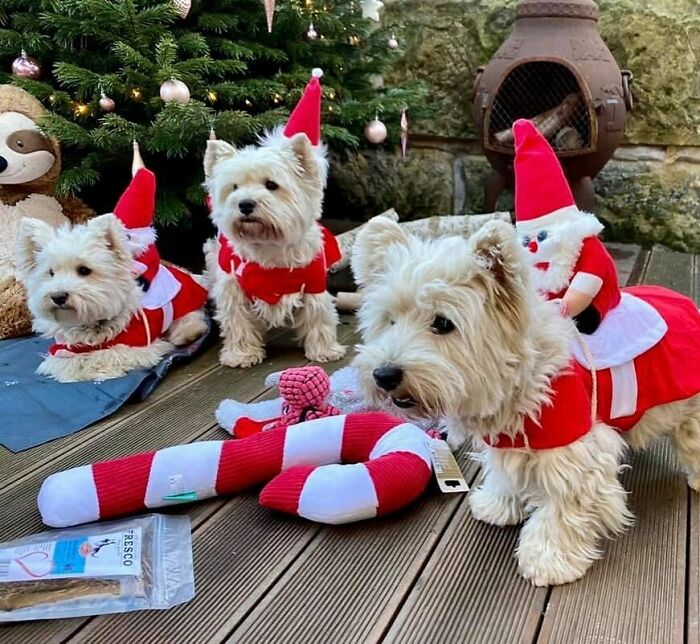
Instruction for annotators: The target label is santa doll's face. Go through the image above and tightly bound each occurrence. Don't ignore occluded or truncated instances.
[519,227,558,269]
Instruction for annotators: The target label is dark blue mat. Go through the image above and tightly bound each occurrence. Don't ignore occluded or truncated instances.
[0,317,213,452]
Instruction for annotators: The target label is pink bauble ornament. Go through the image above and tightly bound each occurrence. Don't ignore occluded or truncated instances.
[11,50,42,80]
[307,23,318,40]
[388,35,399,50]
[364,117,388,144]
[160,78,190,103]
[99,93,115,112]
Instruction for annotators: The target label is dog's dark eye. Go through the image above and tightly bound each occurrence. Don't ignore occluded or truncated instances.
[430,315,455,335]
[49,269,54,277]
[233,184,239,191]
[265,180,279,191]
[77,266,92,277]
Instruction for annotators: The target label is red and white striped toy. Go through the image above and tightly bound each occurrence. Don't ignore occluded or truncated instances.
[38,412,433,528]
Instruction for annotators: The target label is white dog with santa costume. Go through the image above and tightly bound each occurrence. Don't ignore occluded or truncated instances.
[351,119,700,586]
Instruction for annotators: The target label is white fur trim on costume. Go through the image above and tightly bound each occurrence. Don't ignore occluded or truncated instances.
[370,422,432,468]
[141,265,182,310]
[110,220,156,254]
[517,206,601,237]
[311,68,324,78]
[571,292,668,370]
[610,361,638,419]
[144,442,223,507]
[38,465,100,528]
[282,414,345,469]
[297,463,378,524]
[569,271,604,298]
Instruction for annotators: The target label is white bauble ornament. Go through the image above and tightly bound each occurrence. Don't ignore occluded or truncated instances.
[171,0,191,18]
[364,117,388,144]
[160,78,190,103]
[388,35,399,49]
[99,93,115,112]
[307,23,318,40]
[11,50,42,80]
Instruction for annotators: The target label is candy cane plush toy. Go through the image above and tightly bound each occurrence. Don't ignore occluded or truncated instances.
[38,412,433,528]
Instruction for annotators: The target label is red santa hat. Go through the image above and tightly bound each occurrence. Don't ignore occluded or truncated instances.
[513,119,595,237]
[283,68,323,146]
[112,164,160,283]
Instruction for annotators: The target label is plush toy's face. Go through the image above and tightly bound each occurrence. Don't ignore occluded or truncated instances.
[0,112,56,185]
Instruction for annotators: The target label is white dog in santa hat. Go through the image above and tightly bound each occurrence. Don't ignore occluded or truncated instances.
[203,69,346,368]
[17,162,208,382]
[350,119,700,586]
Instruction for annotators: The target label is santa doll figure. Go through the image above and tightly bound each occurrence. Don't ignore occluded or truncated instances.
[511,118,700,427]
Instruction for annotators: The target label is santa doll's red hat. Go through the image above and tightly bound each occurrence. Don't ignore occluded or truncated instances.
[513,119,584,235]
[283,68,323,146]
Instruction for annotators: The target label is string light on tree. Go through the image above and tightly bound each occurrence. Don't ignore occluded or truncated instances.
[11,49,41,79]
[206,90,218,103]
[160,78,190,103]
[73,102,90,117]
[360,0,383,21]
[307,23,318,40]
[99,92,115,112]
[130,88,143,101]
[388,34,399,49]
[348,35,360,46]
[364,113,387,144]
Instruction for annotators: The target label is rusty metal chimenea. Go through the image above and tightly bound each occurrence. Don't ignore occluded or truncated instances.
[472,0,633,212]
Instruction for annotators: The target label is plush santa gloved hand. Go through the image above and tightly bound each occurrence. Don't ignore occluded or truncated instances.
[512,119,620,334]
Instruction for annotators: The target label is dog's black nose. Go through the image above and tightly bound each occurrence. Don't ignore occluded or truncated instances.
[0,156,7,173]
[51,292,69,306]
[238,199,257,216]
[373,366,404,391]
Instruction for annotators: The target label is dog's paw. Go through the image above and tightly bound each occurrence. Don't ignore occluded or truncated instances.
[469,486,524,526]
[517,537,592,587]
[220,346,266,369]
[168,310,208,346]
[305,343,347,363]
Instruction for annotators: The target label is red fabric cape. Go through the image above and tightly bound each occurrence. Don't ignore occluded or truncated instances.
[217,225,341,305]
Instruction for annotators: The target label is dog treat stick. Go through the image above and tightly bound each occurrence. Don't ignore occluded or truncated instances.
[0,578,121,612]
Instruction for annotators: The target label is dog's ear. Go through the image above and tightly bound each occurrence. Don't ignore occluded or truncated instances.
[87,214,132,264]
[288,133,320,181]
[204,140,237,180]
[351,214,410,287]
[16,218,55,279]
[468,219,524,291]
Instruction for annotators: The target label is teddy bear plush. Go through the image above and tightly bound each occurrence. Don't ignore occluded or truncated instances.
[0,84,93,340]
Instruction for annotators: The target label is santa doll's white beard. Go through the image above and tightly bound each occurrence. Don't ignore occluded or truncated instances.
[525,214,604,296]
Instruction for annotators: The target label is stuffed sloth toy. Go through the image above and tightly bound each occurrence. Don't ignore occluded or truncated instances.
[0,84,94,340]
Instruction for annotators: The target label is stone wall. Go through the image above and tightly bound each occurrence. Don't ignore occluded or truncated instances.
[326,0,700,251]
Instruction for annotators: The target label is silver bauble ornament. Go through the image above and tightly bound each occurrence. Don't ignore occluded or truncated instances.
[160,78,190,103]
[11,50,42,80]
[307,23,318,40]
[171,0,191,18]
[99,93,115,112]
[364,117,388,144]
[388,35,399,49]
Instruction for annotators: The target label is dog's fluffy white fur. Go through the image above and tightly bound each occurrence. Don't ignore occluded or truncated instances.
[203,128,345,368]
[351,216,700,586]
[16,214,205,382]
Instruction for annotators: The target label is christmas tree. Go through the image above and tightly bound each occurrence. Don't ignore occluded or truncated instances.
[0,0,425,225]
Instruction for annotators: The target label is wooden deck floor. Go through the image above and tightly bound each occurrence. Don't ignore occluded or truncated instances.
[1,243,698,644]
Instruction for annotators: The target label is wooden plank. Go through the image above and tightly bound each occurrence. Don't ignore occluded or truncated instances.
[605,242,641,287]
[538,441,687,644]
[230,453,478,644]
[384,492,548,644]
[538,244,694,644]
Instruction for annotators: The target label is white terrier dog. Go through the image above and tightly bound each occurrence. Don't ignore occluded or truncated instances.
[16,214,207,382]
[351,215,700,586]
[203,129,345,368]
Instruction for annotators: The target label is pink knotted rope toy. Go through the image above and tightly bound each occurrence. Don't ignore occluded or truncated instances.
[220,366,341,438]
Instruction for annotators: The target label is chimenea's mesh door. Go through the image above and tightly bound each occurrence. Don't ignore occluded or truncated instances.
[486,61,593,155]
